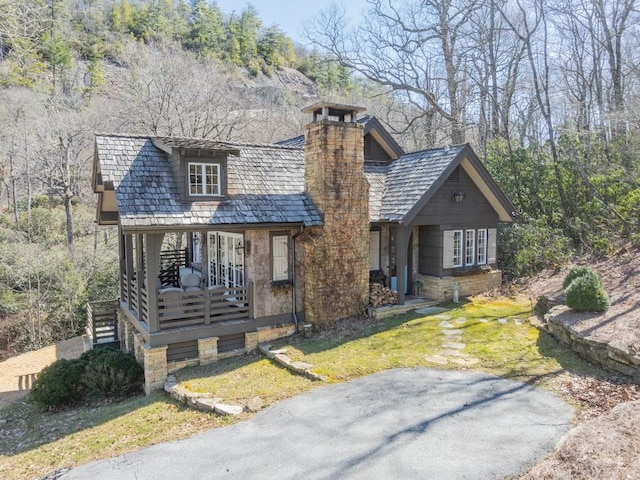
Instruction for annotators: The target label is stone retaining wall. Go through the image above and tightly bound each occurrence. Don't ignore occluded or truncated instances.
[545,306,640,384]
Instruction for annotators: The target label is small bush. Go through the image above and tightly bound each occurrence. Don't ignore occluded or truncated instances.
[30,359,87,409]
[562,265,600,290]
[81,348,143,398]
[565,275,609,312]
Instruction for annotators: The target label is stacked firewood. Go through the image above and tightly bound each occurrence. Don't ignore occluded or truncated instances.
[369,283,398,308]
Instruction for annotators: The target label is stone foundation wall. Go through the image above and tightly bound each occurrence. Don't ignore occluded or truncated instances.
[257,323,296,343]
[143,344,168,395]
[545,307,640,384]
[416,271,502,301]
[129,323,296,394]
[303,119,370,327]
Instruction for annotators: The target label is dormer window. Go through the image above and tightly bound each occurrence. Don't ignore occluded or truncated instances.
[189,162,221,197]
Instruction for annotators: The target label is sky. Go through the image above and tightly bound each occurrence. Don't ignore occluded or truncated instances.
[213,0,369,44]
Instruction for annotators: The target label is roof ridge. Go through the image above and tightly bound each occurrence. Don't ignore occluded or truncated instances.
[401,143,467,157]
[227,141,303,151]
[95,132,154,139]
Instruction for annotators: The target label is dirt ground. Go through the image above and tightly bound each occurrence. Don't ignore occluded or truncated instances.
[522,244,640,349]
[0,337,87,411]
[517,245,640,479]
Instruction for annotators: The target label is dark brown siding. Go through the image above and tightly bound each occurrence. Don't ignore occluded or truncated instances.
[364,134,392,163]
[166,340,198,362]
[412,167,499,226]
[217,333,245,353]
[418,226,441,276]
[168,151,184,198]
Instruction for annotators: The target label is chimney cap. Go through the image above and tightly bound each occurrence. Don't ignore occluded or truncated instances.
[302,102,367,123]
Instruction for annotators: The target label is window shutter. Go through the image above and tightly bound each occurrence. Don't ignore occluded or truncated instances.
[272,235,289,281]
[443,230,455,269]
[487,228,497,264]
[369,231,380,270]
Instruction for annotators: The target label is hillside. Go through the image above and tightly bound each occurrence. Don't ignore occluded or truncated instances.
[523,245,640,351]
[518,247,640,479]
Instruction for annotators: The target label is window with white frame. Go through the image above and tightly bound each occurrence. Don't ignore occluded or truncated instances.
[477,229,487,265]
[465,229,475,265]
[189,162,221,196]
[369,230,381,270]
[443,230,464,268]
[271,234,290,282]
[207,231,244,288]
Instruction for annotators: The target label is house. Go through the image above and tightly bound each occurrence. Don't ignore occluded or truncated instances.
[92,102,516,393]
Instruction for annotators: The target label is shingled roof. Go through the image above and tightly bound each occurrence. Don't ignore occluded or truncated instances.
[381,144,466,221]
[94,131,514,229]
[94,134,322,228]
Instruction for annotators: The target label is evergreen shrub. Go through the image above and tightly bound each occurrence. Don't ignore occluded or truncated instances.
[562,265,599,289]
[565,274,609,312]
[80,348,143,398]
[29,359,87,409]
[30,348,143,409]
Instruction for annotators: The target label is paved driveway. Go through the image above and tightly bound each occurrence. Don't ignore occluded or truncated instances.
[60,368,573,480]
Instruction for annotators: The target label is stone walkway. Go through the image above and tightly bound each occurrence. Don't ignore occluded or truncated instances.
[420,307,522,367]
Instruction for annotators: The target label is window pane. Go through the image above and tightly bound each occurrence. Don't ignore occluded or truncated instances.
[189,164,202,195]
[272,235,289,281]
[465,229,475,265]
[477,229,487,265]
[189,163,220,196]
[205,164,219,195]
[453,230,463,267]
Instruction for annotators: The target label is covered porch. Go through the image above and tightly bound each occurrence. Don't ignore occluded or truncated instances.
[119,229,254,346]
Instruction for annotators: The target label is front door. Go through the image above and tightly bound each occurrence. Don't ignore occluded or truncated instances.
[207,232,244,288]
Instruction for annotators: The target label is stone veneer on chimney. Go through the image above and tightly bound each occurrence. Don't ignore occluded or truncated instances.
[301,103,370,327]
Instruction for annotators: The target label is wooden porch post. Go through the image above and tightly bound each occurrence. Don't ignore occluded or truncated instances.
[144,233,164,334]
[124,233,134,304]
[394,226,410,305]
[135,234,144,315]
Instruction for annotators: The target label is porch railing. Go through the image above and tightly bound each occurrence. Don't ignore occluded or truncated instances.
[86,299,119,348]
[158,248,188,287]
[157,284,252,331]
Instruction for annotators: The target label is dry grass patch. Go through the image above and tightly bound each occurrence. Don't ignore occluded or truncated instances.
[174,353,318,405]
[0,393,225,480]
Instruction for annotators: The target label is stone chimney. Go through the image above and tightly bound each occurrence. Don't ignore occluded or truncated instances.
[301,102,370,327]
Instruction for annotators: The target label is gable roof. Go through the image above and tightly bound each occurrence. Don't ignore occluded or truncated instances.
[93,134,322,229]
[381,144,517,224]
[276,116,405,160]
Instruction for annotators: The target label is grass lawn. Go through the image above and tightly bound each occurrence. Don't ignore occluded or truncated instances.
[0,295,607,480]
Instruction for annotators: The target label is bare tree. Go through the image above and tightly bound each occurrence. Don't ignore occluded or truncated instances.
[115,44,257,140]
[306,0,485,145]
[34,96,97,254]
[469,0,526,153]
[499,0,572,219]
[0,89,42,225]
